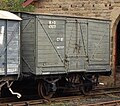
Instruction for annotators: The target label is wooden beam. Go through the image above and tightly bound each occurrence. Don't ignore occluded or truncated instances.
[22,0,34,7]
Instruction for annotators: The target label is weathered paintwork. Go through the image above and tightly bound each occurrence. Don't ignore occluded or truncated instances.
[0,11,21,75]
[20,13,111,75]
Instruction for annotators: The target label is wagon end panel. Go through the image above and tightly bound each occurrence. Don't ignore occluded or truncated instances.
[36,15,66,75]
[21,13,36,75]
[0,20,20,75]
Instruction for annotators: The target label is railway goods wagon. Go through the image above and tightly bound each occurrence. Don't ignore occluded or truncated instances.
[16,12,111,99]
[0,11,21,98]
[0,11,111,99]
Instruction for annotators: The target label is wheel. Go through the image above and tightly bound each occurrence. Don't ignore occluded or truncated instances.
[81,82,92,95]
[38,80,54,99]
[80,75,93,95]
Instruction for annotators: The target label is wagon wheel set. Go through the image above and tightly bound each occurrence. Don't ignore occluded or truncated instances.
[38,80,54,99]
[37,74,98,99]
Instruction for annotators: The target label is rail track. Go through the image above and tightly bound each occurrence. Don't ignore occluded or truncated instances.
[0,86,120,106]
[83,100,120,106]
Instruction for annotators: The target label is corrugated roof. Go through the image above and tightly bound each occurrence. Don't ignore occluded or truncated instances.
[0,10,22,20]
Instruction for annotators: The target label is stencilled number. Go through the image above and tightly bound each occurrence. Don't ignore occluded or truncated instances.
[48,20,56,28]
[56,38,64,42]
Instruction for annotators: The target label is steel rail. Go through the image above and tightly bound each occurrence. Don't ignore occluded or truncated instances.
[1,87,120,106]
[82,100,120,106]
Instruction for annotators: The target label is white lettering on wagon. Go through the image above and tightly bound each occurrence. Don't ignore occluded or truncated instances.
[0,26,4,44]
[56,38,64,42]
[48,20,56,28]
[57,46,64,49]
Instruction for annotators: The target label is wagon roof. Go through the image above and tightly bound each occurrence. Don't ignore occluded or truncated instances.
[0,10,22,20]
[16,11,111,22]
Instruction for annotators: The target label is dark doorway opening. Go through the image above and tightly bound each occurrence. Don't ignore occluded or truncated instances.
[116,21,120,72]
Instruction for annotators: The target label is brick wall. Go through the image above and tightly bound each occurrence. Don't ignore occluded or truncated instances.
[34,0,120,20]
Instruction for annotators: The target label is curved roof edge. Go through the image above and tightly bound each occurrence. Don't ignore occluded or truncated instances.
[0,10,22,20]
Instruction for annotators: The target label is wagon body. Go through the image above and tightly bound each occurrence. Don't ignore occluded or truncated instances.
[20,12,111,76]
[0,11,21,76]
